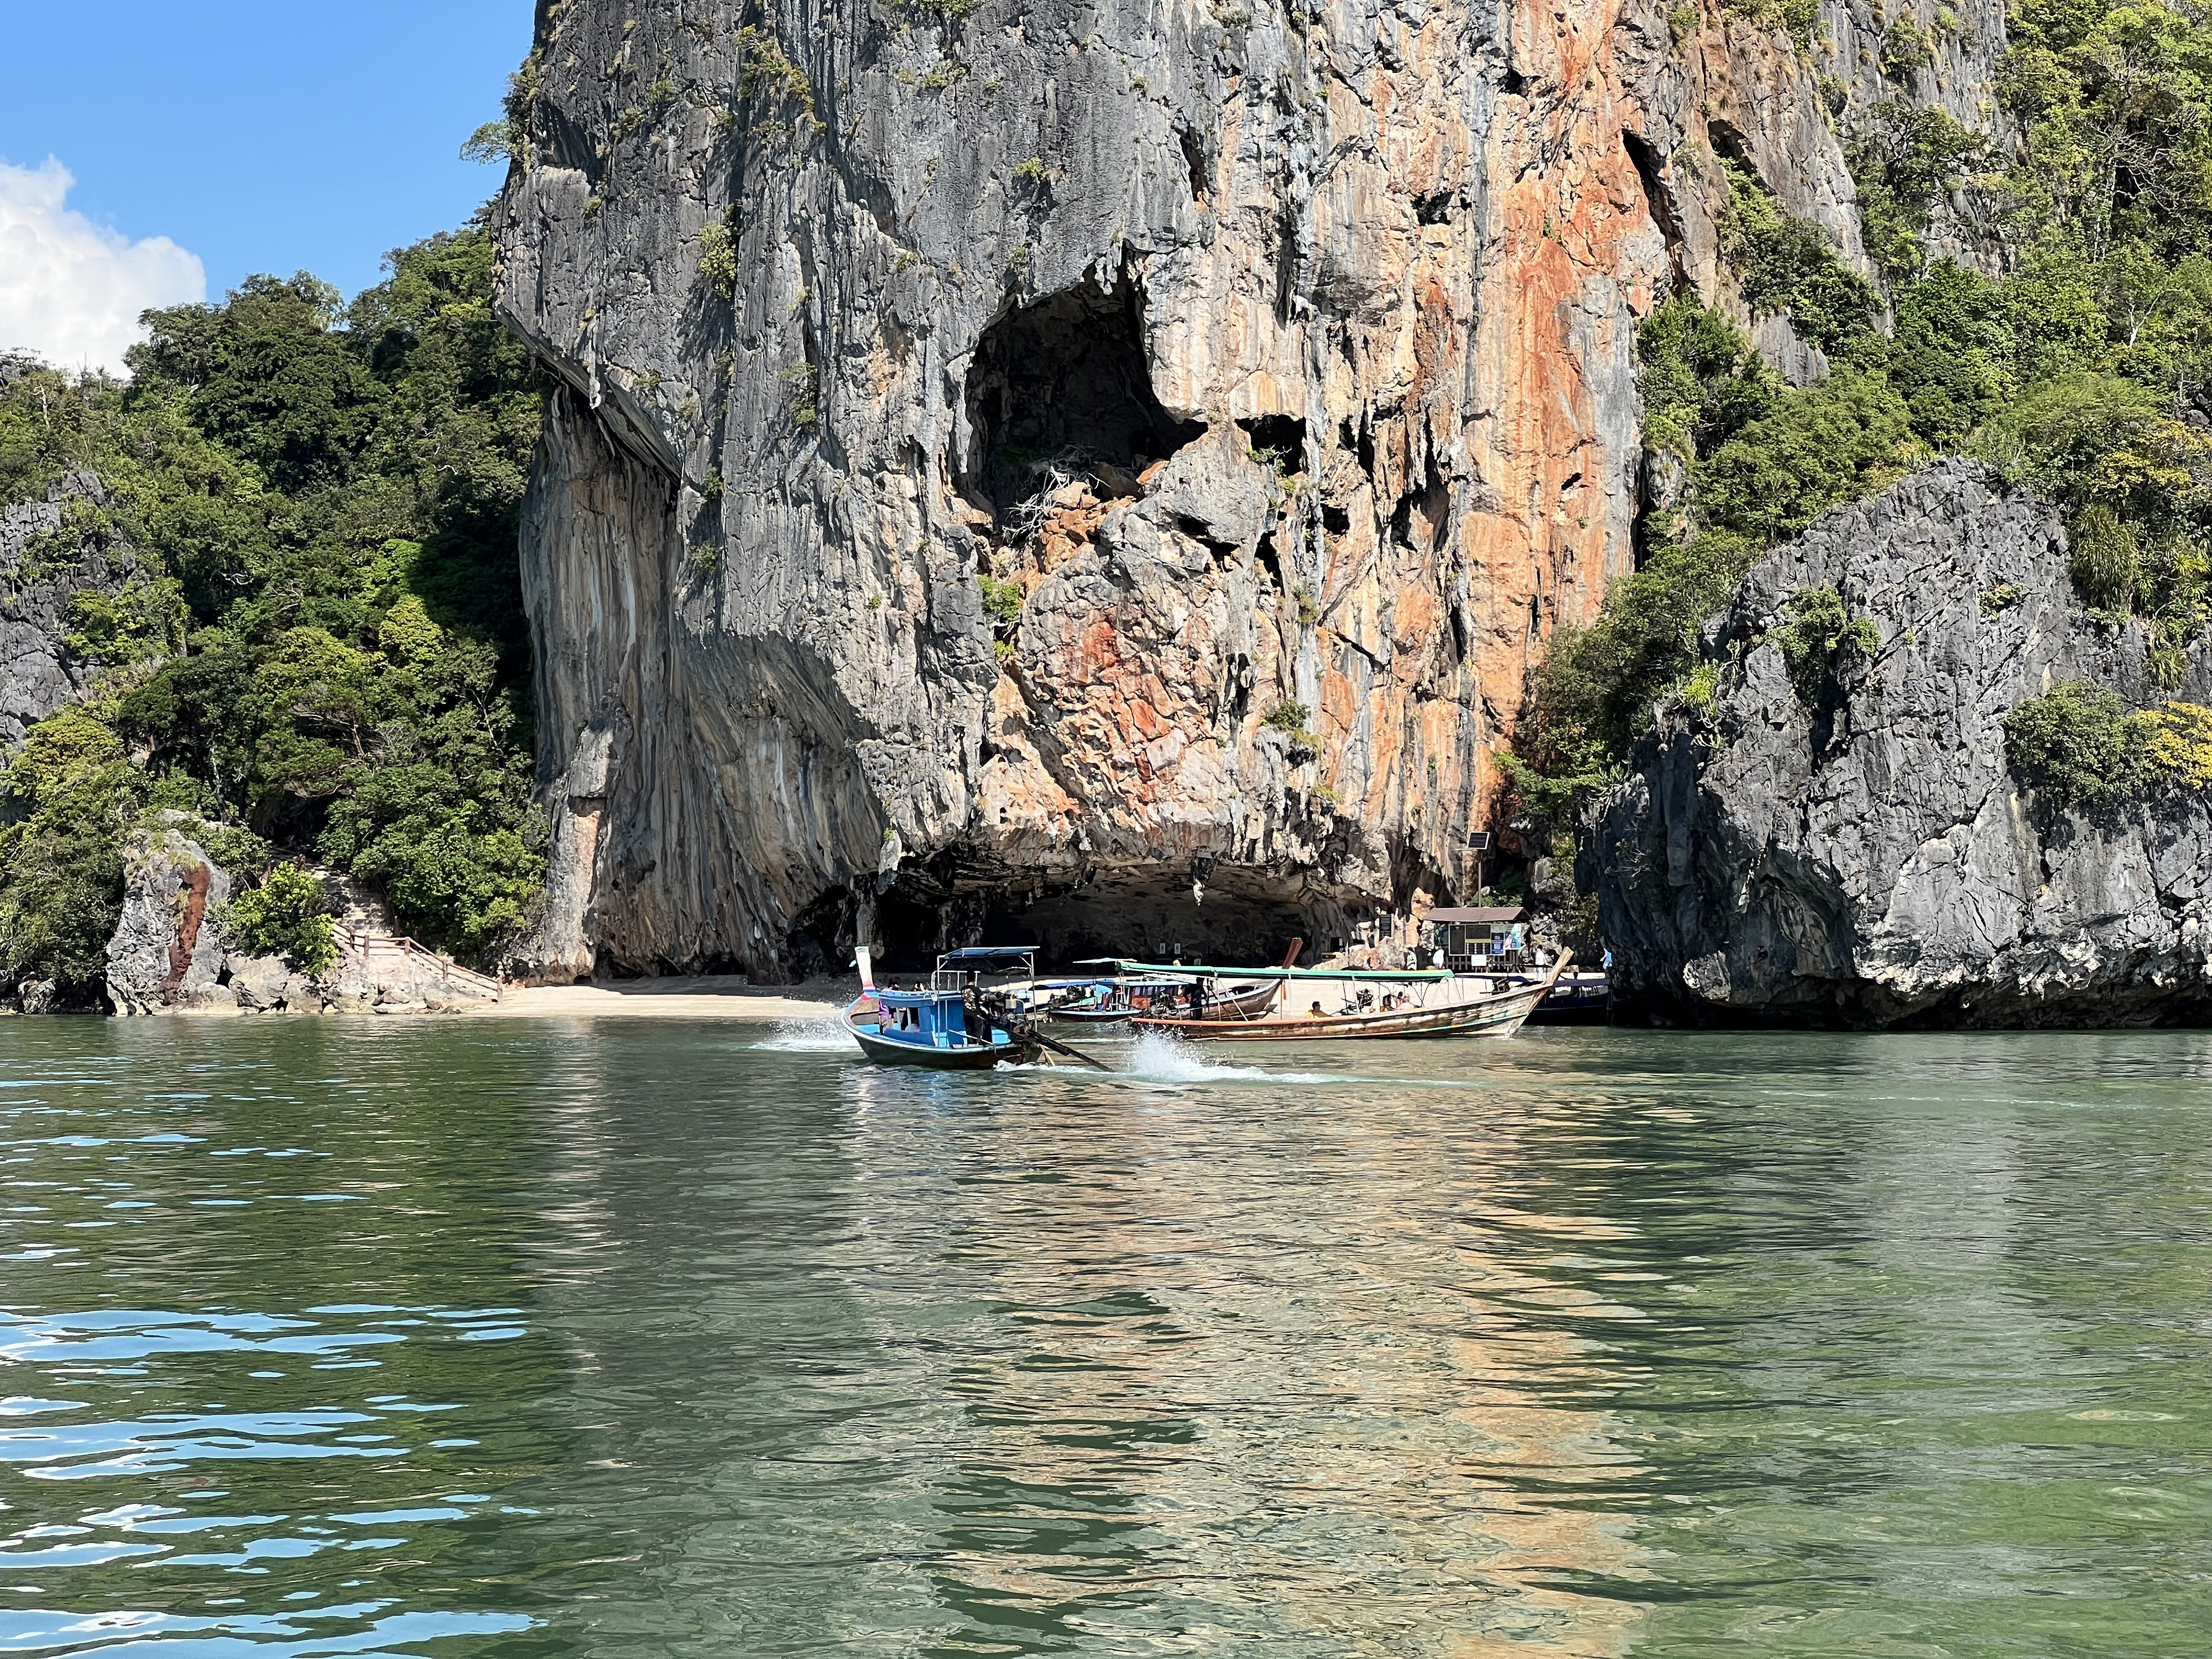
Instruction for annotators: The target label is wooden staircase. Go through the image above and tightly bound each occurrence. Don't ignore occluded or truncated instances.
[336,927,503,1001]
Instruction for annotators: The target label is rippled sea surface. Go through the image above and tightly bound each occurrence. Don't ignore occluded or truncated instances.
[3,1016,2209,1656]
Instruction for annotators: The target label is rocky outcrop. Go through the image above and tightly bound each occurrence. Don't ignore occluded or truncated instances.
[103,832,501,1015]
[14,980,62,1016]
[1,469,140,750]
[107,819,237,1016]
[1582,460,2212,1027]
[324,935,503,1013]
[221,952,333,1014]
[495,0,2009,977]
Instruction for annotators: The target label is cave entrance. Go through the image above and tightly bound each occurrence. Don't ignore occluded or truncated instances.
[874,888,945,974]
[979,864,1312,971]
[962,275,1204,520]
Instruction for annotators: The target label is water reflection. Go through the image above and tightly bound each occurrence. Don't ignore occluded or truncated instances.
[2,1020,2209,1655]
[819,1057,1658,1653]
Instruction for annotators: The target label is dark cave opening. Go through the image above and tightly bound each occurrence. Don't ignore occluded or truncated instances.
[1255,530,1283,590]
[1622,128,1687,283]
[1239,413,1307,469]
[860,864,1327,974]
[1703,118,1762,182]
[1177,123,1212,205]
[874,888,950,973]
[1391,451,1451,551]
[962,275,1204,519]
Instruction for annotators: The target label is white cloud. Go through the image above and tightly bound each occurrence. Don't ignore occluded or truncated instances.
[0,157,205,376]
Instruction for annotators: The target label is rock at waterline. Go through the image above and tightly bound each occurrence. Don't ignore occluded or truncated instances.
[225,951,320,1014]
[1582,460,2212,1028]
[106,821,237,1016]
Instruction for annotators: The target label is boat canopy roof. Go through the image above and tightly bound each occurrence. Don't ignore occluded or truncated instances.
[1090,958,1452,981]
[940,946,1036,967]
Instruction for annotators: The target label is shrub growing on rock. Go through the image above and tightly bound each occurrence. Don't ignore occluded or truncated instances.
[2067,504,2141,612]
[1715,160,1882,353]
[0,216,546,979]
[1778,588,1881,702]
[2001,681,2147,809]
[2140,700,2212,789]
[2005,685,2212,810]
[229,864,337,973]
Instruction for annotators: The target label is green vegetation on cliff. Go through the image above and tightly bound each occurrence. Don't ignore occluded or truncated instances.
[229,864,340,974]
[1507,0,2212,812]
[0,214,544,999]
[2003,682,2212,808]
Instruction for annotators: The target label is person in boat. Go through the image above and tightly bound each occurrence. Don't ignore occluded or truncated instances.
[1190,980,1207,1021]
[1307,1000,1327,1018]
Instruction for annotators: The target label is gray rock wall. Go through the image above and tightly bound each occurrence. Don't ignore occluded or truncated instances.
[107,821,236,1016]
[1582,461,2212,1027]
[1,471,138,750]
[495,0,2010,978]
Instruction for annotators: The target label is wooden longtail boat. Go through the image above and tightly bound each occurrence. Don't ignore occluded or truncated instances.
[1130,951,1572,1042]
[1051,977,1281,1024]
[1057,940,1299,1024]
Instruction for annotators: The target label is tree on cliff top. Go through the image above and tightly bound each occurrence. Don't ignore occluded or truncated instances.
[0,211,546,999]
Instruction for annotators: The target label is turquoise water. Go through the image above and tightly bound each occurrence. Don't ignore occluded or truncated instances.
[2,1016,2208,1655]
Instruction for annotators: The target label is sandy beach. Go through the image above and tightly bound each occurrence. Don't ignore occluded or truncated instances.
[467,975,848,1020]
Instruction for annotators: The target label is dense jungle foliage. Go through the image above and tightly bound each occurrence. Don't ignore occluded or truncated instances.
[1505,0,2212,815]
[0,213,544,999]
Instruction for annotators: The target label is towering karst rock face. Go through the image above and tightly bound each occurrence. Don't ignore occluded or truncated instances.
[1582,462,2212,1029]
[495,0,2005,979]
[1,467,140,752]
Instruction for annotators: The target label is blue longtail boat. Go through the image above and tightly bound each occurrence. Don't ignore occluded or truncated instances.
[843,946,1082,1069]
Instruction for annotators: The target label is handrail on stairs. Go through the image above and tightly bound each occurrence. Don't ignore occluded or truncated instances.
[335,925,502,995]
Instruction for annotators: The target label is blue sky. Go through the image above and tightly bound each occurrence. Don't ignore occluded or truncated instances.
[0,1,531,369]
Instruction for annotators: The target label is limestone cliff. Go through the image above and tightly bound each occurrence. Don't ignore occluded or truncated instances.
[495,0,2006,977]
[1,467,139,752]
[107,820,236,1017]
[1582,462,2212,1028]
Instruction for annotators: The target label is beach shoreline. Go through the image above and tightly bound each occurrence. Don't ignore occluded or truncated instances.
[465,975,851,1021]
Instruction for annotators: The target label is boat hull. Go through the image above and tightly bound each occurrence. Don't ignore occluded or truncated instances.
[845,1014,1041,1068]
[1131,959,1566,1042]
[1525,998,1612,1026]
[1513,971,1613,1026]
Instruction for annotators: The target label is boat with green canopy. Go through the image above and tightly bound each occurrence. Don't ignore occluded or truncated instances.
[1123,951,1572,1041]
